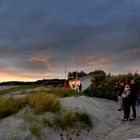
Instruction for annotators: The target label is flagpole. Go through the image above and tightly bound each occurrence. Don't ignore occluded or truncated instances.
[76,56,78,81]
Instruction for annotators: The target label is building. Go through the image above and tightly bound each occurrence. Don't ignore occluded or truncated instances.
[68,75,93,91]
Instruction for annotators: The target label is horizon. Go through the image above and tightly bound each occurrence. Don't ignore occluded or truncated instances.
[0,0,140,82]
[0,70,138,83]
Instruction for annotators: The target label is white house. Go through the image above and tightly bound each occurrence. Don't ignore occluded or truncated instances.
[68,75,92,91]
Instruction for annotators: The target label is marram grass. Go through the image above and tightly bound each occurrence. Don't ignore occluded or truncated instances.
[0,97,26,119]
[53,110,92,130]
[26,93,60,114]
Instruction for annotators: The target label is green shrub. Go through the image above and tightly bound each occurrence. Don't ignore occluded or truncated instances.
[53,110,92,130]
[45,87,84,98]
[86,72,140,100]
[43,118,53,127]
[53,110,77,129]
[75,112,92,128]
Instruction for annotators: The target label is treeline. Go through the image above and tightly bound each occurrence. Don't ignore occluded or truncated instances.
[0,79,65,87]
[68,70,106,79]
[0,81,34,86]
[85,71,140,101]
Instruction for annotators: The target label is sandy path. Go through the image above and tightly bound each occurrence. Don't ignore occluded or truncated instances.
[60,96,140,140]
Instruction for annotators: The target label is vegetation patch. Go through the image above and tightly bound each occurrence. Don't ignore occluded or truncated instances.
[75,112,92,128]
[85,71,140,100]
[0,85,34,96]
[30,121,42,138]
[0,97,26,119]
[53,110,77,129]
[44,110,93,130]
[0,87,92,132]
[43,118,53,128]
[41,87,84,98]
[26,94,60,114]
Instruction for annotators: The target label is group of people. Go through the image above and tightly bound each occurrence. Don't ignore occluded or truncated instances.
[115,79,139,122]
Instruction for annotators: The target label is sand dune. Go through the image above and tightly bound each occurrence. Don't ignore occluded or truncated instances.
[0,96,140,140]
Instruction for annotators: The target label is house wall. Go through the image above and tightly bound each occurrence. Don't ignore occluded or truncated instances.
[80,76,92,91]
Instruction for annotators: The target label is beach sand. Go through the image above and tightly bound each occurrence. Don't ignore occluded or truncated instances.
[0,96,140,140]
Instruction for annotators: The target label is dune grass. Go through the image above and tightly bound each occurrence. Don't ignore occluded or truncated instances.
[53,110,77,129]
[26,93,60,114]
[30,121,42,138]
[75,112,92,128]
[38,87,84,98]
[44,110,93,130]
[0,87,92,131]
[0,93,60,118]
[43,118,53,127]
[0,97,26,119]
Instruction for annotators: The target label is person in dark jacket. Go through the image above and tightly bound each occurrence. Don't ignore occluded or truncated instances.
[78,83,82,92]
[121,84,131,121]
[129,79,138,120]
[115,81,123,111]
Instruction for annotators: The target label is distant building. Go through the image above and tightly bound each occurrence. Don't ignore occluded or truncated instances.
[68,75,93,91]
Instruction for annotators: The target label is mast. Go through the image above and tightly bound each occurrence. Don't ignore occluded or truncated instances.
[76,56,78,81]
[64,64,67,85]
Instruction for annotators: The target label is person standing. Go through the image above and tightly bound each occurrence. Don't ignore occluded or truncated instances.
[121,84,131,121]
[115,81,123,111]
[78,83,82,92]
[129,79,138,120]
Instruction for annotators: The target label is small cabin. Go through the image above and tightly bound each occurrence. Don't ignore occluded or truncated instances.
[68,75,93,91]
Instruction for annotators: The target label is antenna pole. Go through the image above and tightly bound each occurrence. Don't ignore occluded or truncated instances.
[76,56,78,80]
[65,64,67,85]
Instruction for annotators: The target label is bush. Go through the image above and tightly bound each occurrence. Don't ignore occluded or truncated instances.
[85,73,140,101]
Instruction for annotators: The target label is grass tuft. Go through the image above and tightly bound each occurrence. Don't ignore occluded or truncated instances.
[43,87,84,98]
[75,112,92,128]
[26,94,60,114]
[0,97,26,119]
[53,110,77,129]
[30,121,42,138]
[43,118,53,127]
[53,110,92,130]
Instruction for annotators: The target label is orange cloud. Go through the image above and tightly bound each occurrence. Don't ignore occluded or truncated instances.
[84,55,112,73]
[29,55,54,72]
[29,55,49,63]
[86,55,110,65]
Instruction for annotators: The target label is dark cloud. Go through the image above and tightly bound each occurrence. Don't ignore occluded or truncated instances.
[0,0,140,81]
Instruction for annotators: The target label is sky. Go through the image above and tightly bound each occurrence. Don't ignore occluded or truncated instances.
[0,0,140,82]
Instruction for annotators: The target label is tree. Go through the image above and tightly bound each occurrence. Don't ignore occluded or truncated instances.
[88,70,106,76]
[68,71,87,80]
